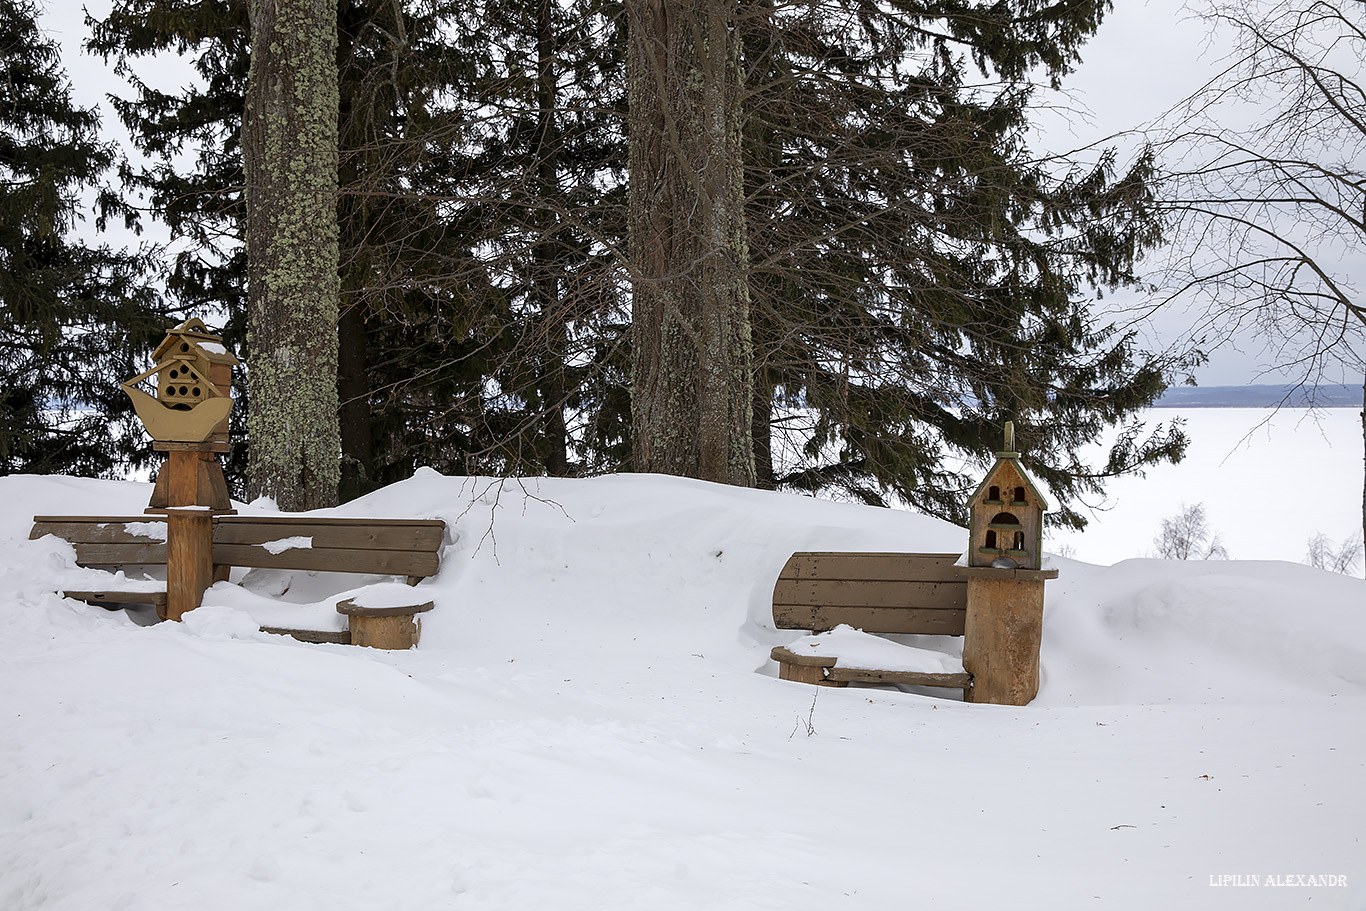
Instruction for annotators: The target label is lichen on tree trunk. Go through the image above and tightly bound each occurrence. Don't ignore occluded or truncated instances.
[243,0,342,510]
[627,0,756,488]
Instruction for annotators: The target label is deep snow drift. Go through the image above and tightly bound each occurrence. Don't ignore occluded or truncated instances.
[2,471,1363,910]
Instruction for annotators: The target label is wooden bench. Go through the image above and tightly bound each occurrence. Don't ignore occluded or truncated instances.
[770,551,974,697]
[30,515,446,632]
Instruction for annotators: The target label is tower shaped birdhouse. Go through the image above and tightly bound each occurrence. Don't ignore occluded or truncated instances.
[967,422,1048,570]
[122,318,239,444]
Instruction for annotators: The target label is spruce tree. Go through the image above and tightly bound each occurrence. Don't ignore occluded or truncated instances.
[738,0,1189,525]
[0,0,162,477]
[87,0,629,495]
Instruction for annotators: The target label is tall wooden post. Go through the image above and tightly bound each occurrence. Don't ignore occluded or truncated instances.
[960,567,1056,705]
[148,440,234,619]
[166,511,215,621]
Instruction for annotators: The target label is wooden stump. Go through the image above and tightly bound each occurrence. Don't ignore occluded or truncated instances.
[337,599,434,650]
[960,568,1054,705]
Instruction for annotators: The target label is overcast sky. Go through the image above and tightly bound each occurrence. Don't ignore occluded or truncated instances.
[37,0,1364,388]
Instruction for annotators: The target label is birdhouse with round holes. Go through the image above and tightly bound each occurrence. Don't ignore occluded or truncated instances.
[121,318,239,444]
[967,422,1048,570]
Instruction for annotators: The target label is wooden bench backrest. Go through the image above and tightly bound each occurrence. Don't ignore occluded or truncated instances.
[31,517,168,565]
[32,516,445,578]
[213,516,444,577]
[772,552,967,636]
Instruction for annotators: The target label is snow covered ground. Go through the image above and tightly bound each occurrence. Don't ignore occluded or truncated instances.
[3,466,1363,910]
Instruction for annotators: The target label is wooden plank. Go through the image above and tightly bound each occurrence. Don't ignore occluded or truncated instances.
[34,515,163,525]
[31,519,165,543]
[70,543,168,565]
[826,666,972,687]
[64,590,167,607]
[213,520,443,552]
[773,604,965,635]
[779,552,963,583]
[212,543,438,577]
[214,516,444,529]
[770,645,838,668]
[771,578,966,610]
[260,627,352,645]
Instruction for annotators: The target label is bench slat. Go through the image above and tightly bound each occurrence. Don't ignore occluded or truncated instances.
[212,543,438,577]
[773,604,965,636]
[69,543,169,565]
[63,590,167,607]
[260,626,352,645]
[32,518,165,544]
[772,578,965,610]
[780,552,962,583]
[825,666,972,687]
[217,516,443,527]
[214,520,442,552]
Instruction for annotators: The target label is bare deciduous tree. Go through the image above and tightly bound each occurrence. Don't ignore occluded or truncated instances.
[1154,502,1229,560]
[1305,530,1363,575]
[1154,0,1366,542]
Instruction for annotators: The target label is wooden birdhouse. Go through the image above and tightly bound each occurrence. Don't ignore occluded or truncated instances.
[122,318,239,444]
[967,422,1048,570]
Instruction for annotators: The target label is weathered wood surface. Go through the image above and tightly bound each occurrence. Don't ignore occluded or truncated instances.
[779,552,964,582]
[772,552,967,635]
[770,646,844,686]
[211,543,438,577]
[166,511,214,621]
[214,518,443,552]
[32,518,169,567]
[768,646,837,668]
[773,605,965,636]
[773,579,965,610]
[32,516,444,578]
[770,646,971,691]
[335,599,435,618]
[962,576,1046,706]
[260,626,351,645]
[32,518,167,543]
[64,543,170,565]
[825,666,972,687]
[63,590,167,608]
[335,598,432,649]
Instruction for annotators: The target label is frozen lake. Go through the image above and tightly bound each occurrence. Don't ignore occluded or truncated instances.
[1048,407,1363,569]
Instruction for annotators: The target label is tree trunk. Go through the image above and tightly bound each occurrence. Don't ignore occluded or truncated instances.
[1360,375,1364,572]
[627,0,756,487]
[535,0,569,476]
[752,372,774,489]
[243,0,341,510]
[337,298,373,502]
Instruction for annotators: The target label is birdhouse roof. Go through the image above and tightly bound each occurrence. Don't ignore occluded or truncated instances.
[151,318,239,365]
[970,454,1050,511]
[968,423,1050,511]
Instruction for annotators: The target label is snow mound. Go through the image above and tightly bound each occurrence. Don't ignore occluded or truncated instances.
[785,624,964,674]
[2,471,1364,909]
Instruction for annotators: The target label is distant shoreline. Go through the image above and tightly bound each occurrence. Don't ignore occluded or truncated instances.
[1154,384,1361,408]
